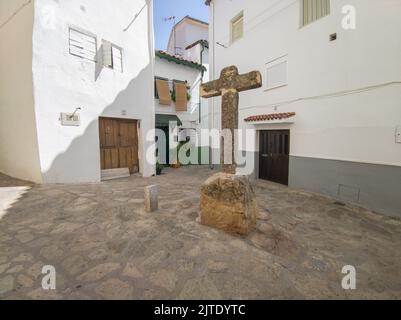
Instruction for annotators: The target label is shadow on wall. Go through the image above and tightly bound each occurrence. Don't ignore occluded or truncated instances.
[39,1,155,184]
[41,63,154,184]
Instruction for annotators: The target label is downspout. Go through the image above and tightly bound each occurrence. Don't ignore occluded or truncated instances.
[209,1,215,170]
[199,42,206,124]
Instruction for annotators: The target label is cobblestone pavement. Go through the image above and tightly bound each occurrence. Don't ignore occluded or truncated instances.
[1,166,401,300]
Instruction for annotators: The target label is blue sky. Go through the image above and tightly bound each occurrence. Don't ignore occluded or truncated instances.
[153,0,209,50]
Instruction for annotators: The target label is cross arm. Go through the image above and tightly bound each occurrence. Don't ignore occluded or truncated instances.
[200,79,222,98]
[200,68,263,98]
[234,71,262,92]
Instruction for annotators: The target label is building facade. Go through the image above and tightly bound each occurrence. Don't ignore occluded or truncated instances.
[207,0,401,216]
[0,0,155,183]
[154,16,210,165]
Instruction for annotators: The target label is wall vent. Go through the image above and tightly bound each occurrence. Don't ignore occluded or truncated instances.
[338,184,360,204]
[396,126,401,144]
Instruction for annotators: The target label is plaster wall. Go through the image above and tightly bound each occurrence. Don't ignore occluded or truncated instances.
[209,0,401,216]
[0,0,42,183]
[32,0,155,183]
[209,0,401,166]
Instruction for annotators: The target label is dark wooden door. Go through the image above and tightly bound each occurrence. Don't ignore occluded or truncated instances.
[259,130,290,185]
[99,118,139,174]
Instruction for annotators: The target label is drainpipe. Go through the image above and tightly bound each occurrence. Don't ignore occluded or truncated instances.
[199,42,206,124]
[209,1,215,170]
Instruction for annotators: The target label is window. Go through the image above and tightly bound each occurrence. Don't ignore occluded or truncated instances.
[154,77,169,99]
[266,56,288,90]
[69,27,97,62]
[102,40,123,72]
[302,0,330,26]
[173,80,188,112]
[230,12,244,43]
[155,77,172,106]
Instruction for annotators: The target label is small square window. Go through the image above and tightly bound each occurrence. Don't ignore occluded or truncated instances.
[231,12,244,44]
[265,56,288,90]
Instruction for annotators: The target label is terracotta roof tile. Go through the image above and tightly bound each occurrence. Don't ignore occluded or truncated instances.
[156,50,206,72]
[244,112,296,122]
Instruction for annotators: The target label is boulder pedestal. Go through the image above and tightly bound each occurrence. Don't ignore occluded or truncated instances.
[199,173,258,235]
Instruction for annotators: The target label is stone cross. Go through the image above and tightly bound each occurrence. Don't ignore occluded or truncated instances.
[200,66,262,174]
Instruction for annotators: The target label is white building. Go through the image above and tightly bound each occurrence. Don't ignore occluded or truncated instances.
[0,0,155,183]
[206,0,401,216]
[154,16,210,164]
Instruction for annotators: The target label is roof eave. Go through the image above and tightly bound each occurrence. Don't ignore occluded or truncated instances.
[155,51,207,72]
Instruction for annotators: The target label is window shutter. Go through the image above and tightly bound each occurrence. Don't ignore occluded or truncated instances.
[112,46,123,72]
[69,28,97,62]
[103,41,113,68]
[174,82,188,112]
[231,13,244,43]
[323,0,330,16]
[266,60,288,90]
[156,79,172,106]
[303,0,330,26]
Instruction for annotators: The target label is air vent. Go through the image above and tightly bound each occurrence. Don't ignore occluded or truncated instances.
[396,126,401,143]
[330,33,337,41]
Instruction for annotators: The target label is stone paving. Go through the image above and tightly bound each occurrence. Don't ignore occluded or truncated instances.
[0,166,401,300]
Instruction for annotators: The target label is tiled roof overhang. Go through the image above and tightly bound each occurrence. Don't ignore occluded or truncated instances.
[244,112,296,122]
[185,40,209,50]
[156,50,207,72]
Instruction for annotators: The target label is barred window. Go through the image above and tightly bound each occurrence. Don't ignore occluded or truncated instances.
[231,12,244,43]
[302,0,330,26]
[69,27,97,62]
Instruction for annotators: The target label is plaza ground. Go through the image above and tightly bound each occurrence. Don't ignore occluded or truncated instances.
[0,166,400,299]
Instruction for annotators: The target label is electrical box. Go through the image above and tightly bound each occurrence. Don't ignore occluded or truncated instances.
[60,113,81,126]
[396,126,401,144]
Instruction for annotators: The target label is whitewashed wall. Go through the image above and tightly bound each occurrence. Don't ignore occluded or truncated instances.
[209,0,401,166]
[167,19,209,57]
[0,0,43,183]
[154,57,200,124]
[32,0,155,183]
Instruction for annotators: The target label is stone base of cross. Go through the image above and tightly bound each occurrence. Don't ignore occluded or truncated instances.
[198,66,262,235]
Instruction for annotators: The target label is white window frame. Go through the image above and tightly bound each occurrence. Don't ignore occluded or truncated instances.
[68,26,97,62]
[264,55,289,92]
[230,11,244,44]
[111,44,124,73]
[102,40,124,73]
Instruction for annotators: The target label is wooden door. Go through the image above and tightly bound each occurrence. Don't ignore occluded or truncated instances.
[99,118,139,174]
[259,130,290,185]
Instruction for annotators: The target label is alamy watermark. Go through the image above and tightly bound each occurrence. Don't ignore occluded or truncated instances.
[342,265,356,290]
[148,124,257,174]
[41,265,56,290]
[342,5,357,30]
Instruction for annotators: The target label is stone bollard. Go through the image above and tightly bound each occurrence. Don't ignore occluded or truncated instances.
[144,185,158,212]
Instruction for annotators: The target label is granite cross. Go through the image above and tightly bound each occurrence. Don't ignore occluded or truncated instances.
[200,66,262,174]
